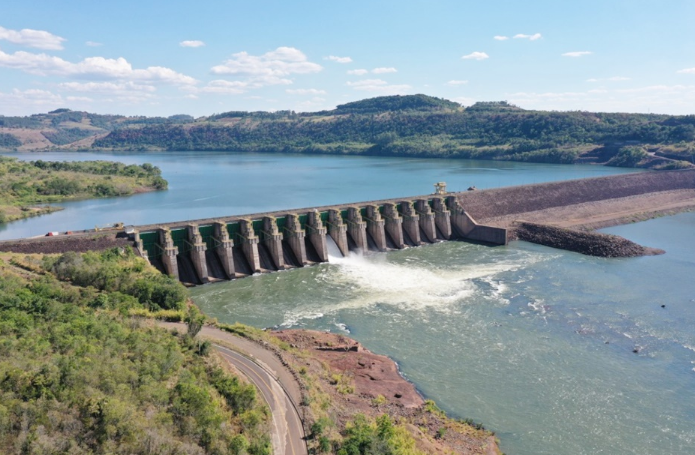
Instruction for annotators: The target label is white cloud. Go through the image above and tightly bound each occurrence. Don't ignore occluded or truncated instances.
[587,76,630,83]
[0,26,65,50]
[211,47,322,87]
[372,67,397,74]
[514,33,542,41]
[325,55,352,63]
[508,84,695,114]
[347,69,368,75]
[676,68,695,74]
[180,40,205,48]
[462,51,489,61]
[198,80,249,94]
[447,80,468,86]
[85,41,102,47]
[0,49,197,85]
[346,79,411,95]
[562,51,592,57]
[493,36,509,41]
[58,81,157,93]
[286,88,327,95]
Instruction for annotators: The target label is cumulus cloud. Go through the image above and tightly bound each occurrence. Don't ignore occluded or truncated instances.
[346,79,411,95]
[508,84,695,114]
[447,80,468,86]
[325,55,352,63]
[562,51,592,57]
[85,41,102,47]
[493,36,509,41]
[462,51,489,60]
[0,49,197,85]
[372,67,397,74]
[286,88,327,95]
[514,33,542,40]
[58,81,157,93]
[676,67,695,74]
[211,47,322,87]
[198,80,249,94]
[0,26,65,50]
[180,40,205,48]
[347,69,369,75]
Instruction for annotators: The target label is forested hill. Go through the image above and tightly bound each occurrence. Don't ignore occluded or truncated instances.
[2,95,695,169]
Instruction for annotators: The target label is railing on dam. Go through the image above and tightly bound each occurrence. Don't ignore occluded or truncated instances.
[132,195,507,286]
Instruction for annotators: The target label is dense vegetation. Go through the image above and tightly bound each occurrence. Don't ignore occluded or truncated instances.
[2,96,694,169]
[0,157,167,224]
[90,96,695,169]
[0,248,270,454]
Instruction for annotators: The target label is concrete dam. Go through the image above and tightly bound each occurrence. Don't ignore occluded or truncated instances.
[132,194,507,286]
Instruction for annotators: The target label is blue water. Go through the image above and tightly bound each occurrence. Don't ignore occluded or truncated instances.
[0,151,637,240]
[3,151,692,454]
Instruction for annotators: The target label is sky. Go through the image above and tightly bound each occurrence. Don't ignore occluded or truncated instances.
[1,0,695,117]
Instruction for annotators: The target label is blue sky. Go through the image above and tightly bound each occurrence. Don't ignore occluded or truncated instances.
[1,0,694,116]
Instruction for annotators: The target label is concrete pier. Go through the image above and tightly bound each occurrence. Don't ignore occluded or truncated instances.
[213,221,235,278]
[447,196,507,245]
[284,214,308,266]
[306,210,328,262]
[328,209,349,256]
[400,201,421,246]
[382,203,405,249]
[432,197,452,240]
[187,224,209,283]
[158,228,179,279]
[263,217,285,270]
[365,205,387,251]
[239,219,262,273]
[346,207,368,252]
[416,199,436,243]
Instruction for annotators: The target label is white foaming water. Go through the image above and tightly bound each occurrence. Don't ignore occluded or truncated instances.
[326,235,343,260]
[278,247,537,329]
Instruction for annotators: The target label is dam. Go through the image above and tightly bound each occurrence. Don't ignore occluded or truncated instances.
[132,191,507,286]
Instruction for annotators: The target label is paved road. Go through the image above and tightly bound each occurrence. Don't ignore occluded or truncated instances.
[214,344,307,455]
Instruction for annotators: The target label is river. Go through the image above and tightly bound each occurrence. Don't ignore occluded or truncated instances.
[2,151,693,454]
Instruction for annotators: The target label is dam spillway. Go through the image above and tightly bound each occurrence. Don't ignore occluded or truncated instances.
[133,195,507,286]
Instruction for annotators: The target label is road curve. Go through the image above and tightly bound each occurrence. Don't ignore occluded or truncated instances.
[214,344,307,455]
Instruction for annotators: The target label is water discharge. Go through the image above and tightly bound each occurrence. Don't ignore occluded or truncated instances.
[191,214,695,455]
[2,151,692,454]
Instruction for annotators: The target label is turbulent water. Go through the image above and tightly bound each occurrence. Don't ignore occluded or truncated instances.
[2,151,692,454]
[192,214,695,455]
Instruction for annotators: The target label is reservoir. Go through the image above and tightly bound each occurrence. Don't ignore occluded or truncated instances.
[2,151,693,454]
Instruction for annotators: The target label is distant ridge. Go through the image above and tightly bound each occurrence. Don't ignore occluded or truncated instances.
[1,94,694,170]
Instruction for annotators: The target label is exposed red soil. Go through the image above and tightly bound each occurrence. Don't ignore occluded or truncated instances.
[272,330,500,455]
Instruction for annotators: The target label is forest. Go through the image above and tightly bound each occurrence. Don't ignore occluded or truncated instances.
[2,95,694,169]
[0,248,271,454]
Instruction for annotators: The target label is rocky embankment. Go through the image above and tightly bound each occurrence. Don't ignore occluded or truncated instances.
[513,222,664,257]
[272,330,501,455]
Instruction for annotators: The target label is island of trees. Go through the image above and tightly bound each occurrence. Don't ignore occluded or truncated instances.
[0,158,167,223]
[1,95,694,170]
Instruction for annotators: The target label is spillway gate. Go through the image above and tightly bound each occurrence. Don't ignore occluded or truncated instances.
[132,194,507,286]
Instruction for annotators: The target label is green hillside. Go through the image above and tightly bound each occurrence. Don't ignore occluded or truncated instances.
[2,95,694,169]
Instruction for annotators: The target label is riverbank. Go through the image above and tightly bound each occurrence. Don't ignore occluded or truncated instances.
[0,157,167,224]
[158,321,500,454]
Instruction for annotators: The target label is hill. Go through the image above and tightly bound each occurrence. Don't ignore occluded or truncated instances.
[1,95,694,170]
